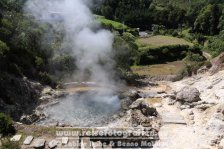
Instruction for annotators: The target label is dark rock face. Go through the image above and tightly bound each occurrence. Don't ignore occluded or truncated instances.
[130,99,157,117]
[0,73,41,121]
[119,90,141,101]
[176,86,201,103]
[140,101,158,116]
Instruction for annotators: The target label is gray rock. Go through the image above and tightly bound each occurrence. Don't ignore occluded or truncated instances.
[154,103,162,108]
[195,104,212,110]
[41,87,53,95]
[33,139,45,149]
[48,140,58,149]
[120,98,132,110]
[207,113,224,134]
[219,139,224,148]
[176,86,201,103]
[10,135,22,142]
[140,100,157,116]
[180,105,190,110]
[23,136,34,145]
[129,98,144,109]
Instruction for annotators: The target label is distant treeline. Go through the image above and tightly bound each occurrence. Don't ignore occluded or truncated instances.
[96,0,224,35]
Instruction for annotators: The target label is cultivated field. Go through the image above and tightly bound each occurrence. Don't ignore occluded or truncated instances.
[137,35,194,48]
[131,61,186,76]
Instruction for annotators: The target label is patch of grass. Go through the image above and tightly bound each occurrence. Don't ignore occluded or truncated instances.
[131,61,186,76]
[137,35,194,48]
[95,15,129,30]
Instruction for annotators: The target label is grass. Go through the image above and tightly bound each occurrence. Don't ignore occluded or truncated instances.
[137,35,194,48]
[94,15,129,30]
[131,61,186,76]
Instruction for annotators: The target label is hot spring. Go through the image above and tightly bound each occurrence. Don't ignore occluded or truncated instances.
[39,90,121,127]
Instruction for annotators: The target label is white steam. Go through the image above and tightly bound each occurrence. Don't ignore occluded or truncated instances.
[25,0,122,126]
[25,0,116,87]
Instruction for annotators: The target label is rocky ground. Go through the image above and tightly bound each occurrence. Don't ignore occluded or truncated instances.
[2,59,224,148]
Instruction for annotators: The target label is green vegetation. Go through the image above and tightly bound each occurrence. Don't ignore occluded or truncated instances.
[1,139,20,149]
[131,61,185,76]
[0,113,14,135]
[95,15,128,30]
[137,35,193,48]
[99,0,224,56]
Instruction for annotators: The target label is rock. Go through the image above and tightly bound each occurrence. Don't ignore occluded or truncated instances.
[219,139,224,148]
[33,139,45,149]
[41,86,53,95]
[180,105,190,110]
[157,91,166,94]
[48,140,59,149]
[189,115,194,120]
[195,104,212,110]
[207,113,224,134]
[154,103,162,108]
[23,136,34,145]
[120,98,132,110]
[176,86,201,103]
[10,134,22,142]
[119,90,141,101]
[62,137,69,145]
[197,66,209,74]
[129,98,145,109]
[140,100,157,116]
[20,113,44,124]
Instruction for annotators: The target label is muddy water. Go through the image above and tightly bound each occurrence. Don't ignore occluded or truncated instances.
[39,91,121,127]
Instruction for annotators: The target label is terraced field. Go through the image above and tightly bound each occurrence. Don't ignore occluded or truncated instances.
[137,35,193,48]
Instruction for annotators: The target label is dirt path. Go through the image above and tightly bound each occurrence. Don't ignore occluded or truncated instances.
[149,82,215,149]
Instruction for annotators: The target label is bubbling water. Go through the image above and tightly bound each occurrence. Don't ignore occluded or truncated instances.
[40,91,121,127]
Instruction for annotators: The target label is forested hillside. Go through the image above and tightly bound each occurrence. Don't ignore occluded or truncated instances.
[98,0,224,57]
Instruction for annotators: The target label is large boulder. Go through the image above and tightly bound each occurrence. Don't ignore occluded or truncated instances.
[176,86,201,103]
[130,98,157,116]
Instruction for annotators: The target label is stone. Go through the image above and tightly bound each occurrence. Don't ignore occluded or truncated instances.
[120,98,132,110]
[62,137,69,145]
[219,139,224,148]
[33,139,45,149]
[207,113,224,134]
[119,90,141,101]
[140,100,157,116]
[23,136,34,145]
[10,134,22,141]
[154,103,162,108]
[41,86,53,95]
[180,105,190,110]
[195,104,211,110]
[189,115,194,120]
[48,140,59,149]
[129,98,144,109]
[176,86,201,103]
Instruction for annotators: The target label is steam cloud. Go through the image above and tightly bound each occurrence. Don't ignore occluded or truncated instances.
[25,0,117,87]
[25,0,121,126]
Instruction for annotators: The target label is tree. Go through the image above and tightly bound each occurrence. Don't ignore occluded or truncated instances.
[194,4,221,35]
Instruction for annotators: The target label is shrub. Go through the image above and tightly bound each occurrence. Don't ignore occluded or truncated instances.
[1,139,20,149]
[38,72,56,87]
[0,40,9,58]
[0,113,14,135]
[185,52,204,62]
[35,56,44,69]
